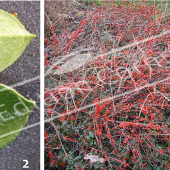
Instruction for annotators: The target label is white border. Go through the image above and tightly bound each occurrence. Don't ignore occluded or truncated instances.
[40,0,44,169]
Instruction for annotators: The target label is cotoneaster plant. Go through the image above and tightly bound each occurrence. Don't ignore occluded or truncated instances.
[0,9,36,149]
[45,1,170,169]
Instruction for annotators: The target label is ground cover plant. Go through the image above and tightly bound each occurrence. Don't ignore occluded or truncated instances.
[0,9,35,149]
[45,1,170,169]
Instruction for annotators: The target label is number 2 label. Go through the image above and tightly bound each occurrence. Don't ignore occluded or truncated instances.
[23,160,29,168]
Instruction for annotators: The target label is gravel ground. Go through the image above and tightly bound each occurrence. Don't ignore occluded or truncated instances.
[0,2,40,170]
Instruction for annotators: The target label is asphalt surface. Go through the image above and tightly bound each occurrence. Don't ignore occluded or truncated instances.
[0,2,40,170]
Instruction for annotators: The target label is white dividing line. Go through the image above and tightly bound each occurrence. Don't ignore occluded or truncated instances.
[40,0,45,168]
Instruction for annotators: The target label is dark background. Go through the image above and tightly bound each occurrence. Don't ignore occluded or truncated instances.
[0,2,40,170]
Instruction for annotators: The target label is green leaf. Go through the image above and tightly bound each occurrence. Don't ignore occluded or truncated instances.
[133,162,138,169]
[160,154,168,160]
[62,120,67,126]
[93,151,97,154]
[73,155,83,161]
[156,145,162,150]
[90,138,93,145]
[0,9,36,72]
[125,153,130,159]
[88,110,94,114]
[0,84,35,149]
[129,111,136,115]
[156,167,161,170]
[94,165,99,169]
[89,131,94,138]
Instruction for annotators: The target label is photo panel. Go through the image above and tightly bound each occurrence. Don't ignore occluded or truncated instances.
[44,0,170,170]
[0,1,40,169]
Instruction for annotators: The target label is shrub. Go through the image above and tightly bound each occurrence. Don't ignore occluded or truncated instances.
[45,1,170,169]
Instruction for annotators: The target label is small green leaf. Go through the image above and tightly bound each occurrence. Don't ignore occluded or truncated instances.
[129,111,136,116]
[156,167,161,170]
[90,138,93,145]
[89,131,94,138]
[156,145,162,150]
[88,110,94,114]
[0,9,36,72]
[133,163,137,169]
[160,154,168,160]
[62,120,67,126]
[73,155,83,161]
[93,151,97,154]
[94,165,99,169]
[125,153,130,159]
[0,84,35,149]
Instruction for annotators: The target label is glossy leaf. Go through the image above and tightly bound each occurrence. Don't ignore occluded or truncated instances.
[0,9,36,72]
[89,131,94,138]
[0,84,35,149]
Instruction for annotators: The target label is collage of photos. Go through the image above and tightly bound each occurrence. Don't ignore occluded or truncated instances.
[0,0,170,170]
